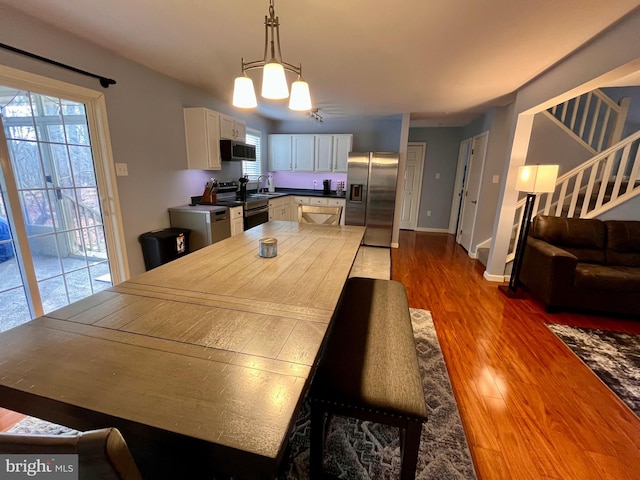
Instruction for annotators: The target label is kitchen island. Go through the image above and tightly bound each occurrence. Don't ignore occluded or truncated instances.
[0,221,365,478]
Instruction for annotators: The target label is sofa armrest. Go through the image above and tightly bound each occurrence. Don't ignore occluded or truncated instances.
[520,237,578,307]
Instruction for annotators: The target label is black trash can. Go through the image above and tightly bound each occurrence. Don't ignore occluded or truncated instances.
[139,228,190,271]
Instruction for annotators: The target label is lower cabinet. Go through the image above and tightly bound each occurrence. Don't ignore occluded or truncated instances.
[269,197,291,221]
[230,206,244,236]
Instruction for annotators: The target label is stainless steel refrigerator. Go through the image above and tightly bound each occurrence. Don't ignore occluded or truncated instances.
[345,152,399,247]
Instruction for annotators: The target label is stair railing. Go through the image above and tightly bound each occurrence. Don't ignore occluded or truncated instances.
[547,89,630,153]
[506,130,640,262]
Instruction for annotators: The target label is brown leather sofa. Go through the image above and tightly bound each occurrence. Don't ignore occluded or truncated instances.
[520,215,640,315]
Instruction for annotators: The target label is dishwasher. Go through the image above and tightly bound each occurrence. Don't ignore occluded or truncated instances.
[168,205,231,252]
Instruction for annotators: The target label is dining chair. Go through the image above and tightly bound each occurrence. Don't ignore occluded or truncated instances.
[298,205,342,225]
[0,427,142,480]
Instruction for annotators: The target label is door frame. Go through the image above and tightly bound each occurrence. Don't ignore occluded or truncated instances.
[0,65,129,287]
[401,142,426,230]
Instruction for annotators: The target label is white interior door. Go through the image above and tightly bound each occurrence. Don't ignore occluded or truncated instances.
[449,137,472,234]
[399,143,425,230]
[0,83,122,332]
[457,132,488,251]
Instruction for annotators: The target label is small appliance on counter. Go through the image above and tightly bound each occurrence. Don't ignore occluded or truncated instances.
[267,175,275,193]
[323,179,331,195]
[238,175,249,201]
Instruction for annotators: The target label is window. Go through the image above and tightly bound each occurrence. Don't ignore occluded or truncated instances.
[243,129,262,179]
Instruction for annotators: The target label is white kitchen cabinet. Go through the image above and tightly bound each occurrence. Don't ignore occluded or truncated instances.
[229,206,244,236]
[269,196,291,221]
[292,135,315,171]
[268,135,293,171]
[184,107,222,170]
[332,134,353,172]
[220,114,246,142]
[314,135,334,172]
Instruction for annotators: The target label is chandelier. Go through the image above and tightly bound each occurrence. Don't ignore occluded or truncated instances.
[232,0,312,111]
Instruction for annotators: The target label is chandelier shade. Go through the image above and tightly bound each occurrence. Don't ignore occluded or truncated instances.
[261,62,289,99]
[232,75,258,108]
[232,0,312,111]
[289,79,312,111]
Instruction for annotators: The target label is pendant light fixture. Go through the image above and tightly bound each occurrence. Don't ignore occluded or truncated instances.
[232,0,312,111]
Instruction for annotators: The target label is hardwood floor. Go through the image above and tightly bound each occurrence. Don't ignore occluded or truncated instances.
[392,231,640,480]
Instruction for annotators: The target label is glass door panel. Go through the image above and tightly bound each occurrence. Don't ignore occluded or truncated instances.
[0,87,113,331]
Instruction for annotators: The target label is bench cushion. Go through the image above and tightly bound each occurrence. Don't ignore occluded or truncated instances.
[311,278,427,420]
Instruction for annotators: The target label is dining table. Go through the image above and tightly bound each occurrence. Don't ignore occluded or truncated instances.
[0,221,366,478]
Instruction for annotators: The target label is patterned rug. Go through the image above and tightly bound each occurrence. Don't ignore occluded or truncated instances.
[548,324,640,417]
[8,309,477,479]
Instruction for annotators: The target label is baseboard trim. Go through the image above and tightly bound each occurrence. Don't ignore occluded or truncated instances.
[391,242,399,248]
[415,227,449,233]
[483,271,509,282]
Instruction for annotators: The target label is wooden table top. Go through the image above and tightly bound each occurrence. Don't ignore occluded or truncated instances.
[0,221,365,478]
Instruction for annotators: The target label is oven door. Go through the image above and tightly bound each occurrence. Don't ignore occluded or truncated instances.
[244,206,269,230]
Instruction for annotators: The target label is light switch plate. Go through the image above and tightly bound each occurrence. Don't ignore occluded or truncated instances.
[115,163,128,176]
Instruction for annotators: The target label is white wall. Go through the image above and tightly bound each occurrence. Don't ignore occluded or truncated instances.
[0,4,274,276]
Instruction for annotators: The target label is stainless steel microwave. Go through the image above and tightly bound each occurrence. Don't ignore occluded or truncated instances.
[220,139,256,161]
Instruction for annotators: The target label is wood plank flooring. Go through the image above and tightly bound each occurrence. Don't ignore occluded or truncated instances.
[3,230,639,480]
[391,231,640,480]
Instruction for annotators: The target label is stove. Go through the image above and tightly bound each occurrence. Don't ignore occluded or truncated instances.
[198,181,269,230]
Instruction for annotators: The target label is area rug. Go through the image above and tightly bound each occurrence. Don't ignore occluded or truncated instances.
[547,324,640,418]
[9,309,477,479]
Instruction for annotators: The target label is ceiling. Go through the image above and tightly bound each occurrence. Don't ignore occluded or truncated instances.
[1,0,639,126]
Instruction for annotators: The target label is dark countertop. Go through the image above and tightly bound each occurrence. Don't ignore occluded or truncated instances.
[261,188,346,199]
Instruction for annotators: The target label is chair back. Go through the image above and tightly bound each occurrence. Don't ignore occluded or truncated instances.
[0,428,142,480]
[298,205,342,225]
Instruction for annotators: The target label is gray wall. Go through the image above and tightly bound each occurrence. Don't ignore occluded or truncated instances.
[407,127,462,230]
[274,115,403,152]
[525,113,593,174]
[0,4,274,276]
[601,86,640,136]
[597,195,640,220]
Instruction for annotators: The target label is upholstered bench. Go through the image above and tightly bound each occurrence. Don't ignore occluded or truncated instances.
[309,277,427,479]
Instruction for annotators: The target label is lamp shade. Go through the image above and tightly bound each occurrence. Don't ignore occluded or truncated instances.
[232,75,257,108]
[288,79,312,111]
[516,165,559,193]
[261,62,289,99]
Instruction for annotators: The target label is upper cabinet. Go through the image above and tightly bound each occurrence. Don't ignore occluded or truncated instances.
[219,114,246,142]
[268,134,293,171]
[184,107,221,170]
[332,134,353,173]
[292,135,315,171]
[268,134,353,172]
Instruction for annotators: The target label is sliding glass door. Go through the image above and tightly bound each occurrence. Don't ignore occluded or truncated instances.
[0,86,116,331]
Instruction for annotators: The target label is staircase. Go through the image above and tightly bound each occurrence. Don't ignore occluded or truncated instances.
[505,129,640,262]
[491,88,638,265]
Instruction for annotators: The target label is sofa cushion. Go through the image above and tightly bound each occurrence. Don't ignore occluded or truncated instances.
[574,263,640,292]
[530,216,606,264]
[605,221,640,267]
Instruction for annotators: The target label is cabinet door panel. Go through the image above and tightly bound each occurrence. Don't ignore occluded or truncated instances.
[293,135,315,171]
[268,135,293,171]
[333,134,352,172]
[314,135,333,172]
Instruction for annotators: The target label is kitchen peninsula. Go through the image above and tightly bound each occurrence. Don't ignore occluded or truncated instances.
[0,221,365,479]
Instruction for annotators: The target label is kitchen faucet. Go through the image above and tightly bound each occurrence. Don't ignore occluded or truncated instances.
[256,175,268,193]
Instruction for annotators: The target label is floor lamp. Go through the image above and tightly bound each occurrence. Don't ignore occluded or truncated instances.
[499,164,559,298]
